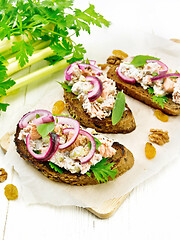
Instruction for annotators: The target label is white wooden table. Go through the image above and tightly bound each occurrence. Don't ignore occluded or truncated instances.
[1,0,180,239]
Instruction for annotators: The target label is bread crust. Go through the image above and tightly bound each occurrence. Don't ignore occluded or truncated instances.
[107,56,180,116]
[64,91,136,133]
[14,125,134,186]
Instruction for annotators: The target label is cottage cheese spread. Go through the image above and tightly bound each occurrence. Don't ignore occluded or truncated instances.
[66,63,117,119]
[19,123,116,174]
[119,57,180,104]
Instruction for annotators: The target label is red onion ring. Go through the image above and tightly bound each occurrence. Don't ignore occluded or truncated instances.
[151,73,180,82]
[55,116,80,149]
[146,59,168,75]
[78,63,102,75]
[116,66,136,84]
[19,110,53,128]
[64,61,82,81]
[86,76,103,102]
[63,128,96,164]
[26,133,59,161]
[89,60,96,65]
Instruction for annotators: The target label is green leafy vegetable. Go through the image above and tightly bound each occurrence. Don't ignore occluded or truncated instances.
[130,55,160,68]
[112,91,125,125]
[86,157,118,183]
[148,87,168,108]
[49,162,63,174]
[37,122,55,138]
[148,87,154,95]
[152,95,168,109]
[58,81,72,92]
[88,136,102,150]
[170,70,179,79]
[152,72,159,77]
[0,0,110,111]
[36,114,40,119]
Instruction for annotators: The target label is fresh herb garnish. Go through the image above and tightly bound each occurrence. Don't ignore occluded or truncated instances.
[152,95,168,109]
[148,87,154,95]
[0,60,15,111]
[58,81,72,93]
[37,122,55,138]
[130,55,160,68]
[112,91,125,125]
[148,87,168,108]
[36,114,40,119]
[86,157,118,183]
[49,162,63,174]
[0,0,110,111]
[88,136,102,151]
[152,72,159,77]
[33,150,41,154]
[170,70,179,79]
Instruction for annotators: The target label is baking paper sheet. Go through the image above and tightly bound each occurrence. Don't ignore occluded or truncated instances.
[1,30,180,208]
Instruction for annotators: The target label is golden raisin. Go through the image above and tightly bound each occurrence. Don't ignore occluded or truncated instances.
[52,100,65,115]
[112,50,128,59]
[154,109,168,122]
[4,184,18,200]
[145,142,156,160]
[0,168,8,183]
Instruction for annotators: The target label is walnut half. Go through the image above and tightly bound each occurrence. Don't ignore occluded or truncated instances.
[148,129,169,146]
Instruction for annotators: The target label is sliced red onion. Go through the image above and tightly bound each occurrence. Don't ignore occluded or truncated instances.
[151,73,180,82]
[19,110,53,128]
[78,63,102,75]
[89,60,96,65]
[63,128,96,164]
[26,133,59,161]
[146,59,168,75]
[64,61,82,81]
[55,116,80,149]
[86,76,103,102]
[116,66,136,84]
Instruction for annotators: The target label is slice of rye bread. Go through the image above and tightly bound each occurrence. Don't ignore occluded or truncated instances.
[107,56,180,116]
[63,91,136,134]
[14,125,134,186]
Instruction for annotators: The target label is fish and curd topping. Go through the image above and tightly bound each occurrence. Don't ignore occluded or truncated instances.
[116,55,180,104]
[64,61,117,119]
[18,111,116,174]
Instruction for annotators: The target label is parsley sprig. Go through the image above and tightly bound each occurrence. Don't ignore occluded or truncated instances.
[148,87,168,109]
[86,157,118,183]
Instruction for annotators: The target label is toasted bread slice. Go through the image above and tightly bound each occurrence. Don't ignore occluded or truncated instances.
[107,56,180,116]
[64,91,136,133]
[14,125,134,186]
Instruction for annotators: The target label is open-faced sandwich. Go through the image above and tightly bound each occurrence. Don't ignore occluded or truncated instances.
[60,60,136,133]
[14,110,134,185]
[107,53,180,115]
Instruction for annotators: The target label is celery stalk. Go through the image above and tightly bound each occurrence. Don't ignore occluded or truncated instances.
[7,47,55,76]
[6,59,69,95]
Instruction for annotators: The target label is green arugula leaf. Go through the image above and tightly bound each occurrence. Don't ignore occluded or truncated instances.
[37,122,55,138]
[88,136,102,151]
[58,81,72,92]
[170,70,179,79]
[112,91,125,125]
[130,55,160,68]
[86,157,118,183]
[49,162,63,174]
[152,95,168,109]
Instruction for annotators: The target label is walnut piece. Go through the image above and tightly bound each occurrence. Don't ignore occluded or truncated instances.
[0,168,8,183]
[148,129,169,145]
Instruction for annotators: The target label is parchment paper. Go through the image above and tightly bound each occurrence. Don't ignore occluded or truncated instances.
[2,31,180,208]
